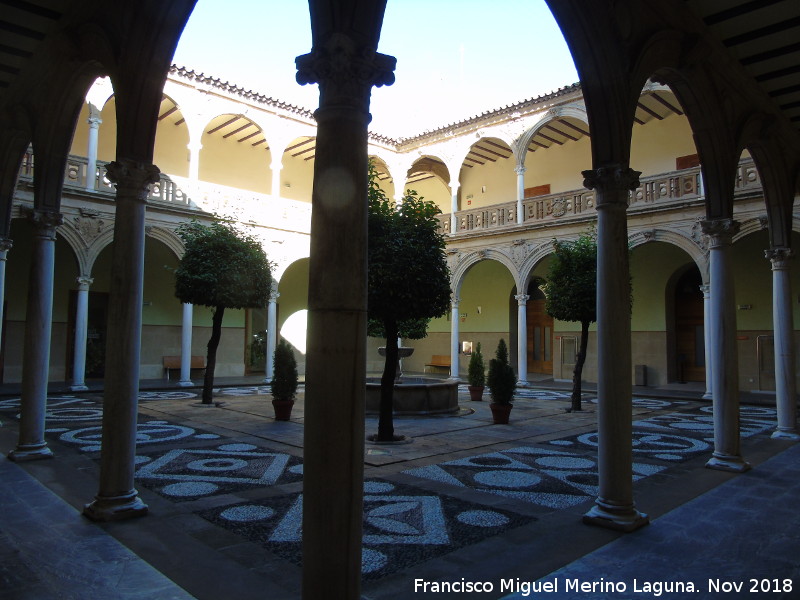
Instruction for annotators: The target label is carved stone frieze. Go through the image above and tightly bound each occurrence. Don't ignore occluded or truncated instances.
[510,240,530,269]
[74,214,105,247]
[551,198,567,217]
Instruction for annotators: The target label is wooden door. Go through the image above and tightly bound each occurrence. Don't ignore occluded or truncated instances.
[527,299,553,374]
[674,273,705,382]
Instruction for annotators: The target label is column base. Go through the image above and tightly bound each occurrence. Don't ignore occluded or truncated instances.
[771,428,800,441]
[447,377,462,383]
[583,500,649,532]
[705,452,751,472]
[70,384,89,392]
[702,391,713,400]
[177,380,194,388]
[83,490,148,522]
[263,377,272,384]
[8,443,54,461]
[516,380,529,388]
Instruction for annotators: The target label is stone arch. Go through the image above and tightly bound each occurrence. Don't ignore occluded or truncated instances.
[628,228,707,281]
[451,248,520,297]
[518,240,558,291]
[145,226,184,260]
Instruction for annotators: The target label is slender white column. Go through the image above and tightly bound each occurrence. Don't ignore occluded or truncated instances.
[450,181,460,234]
[9,210,62,461]
[70,276,93,391]
[450,297,461,381]
[0,238,11,344]
[766,248,798,439]
[700,283,713,400]
[85,109,102,191]
[703,219,749,471]
[271,160,283,198]
[581,166,648,532]
[515,165,526,224]
[516,293,529,386]
[84,159,159,521]
[264,287,279,383]
[187,141,202,185]
[178,302,194,387]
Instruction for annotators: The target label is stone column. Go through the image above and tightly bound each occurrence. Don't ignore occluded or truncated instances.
[766,248,798,439]
[9,210,62,461]
[178,302,194,387]
[70,276,94,391]
[515,165,526,224]
[516,293,529,385]
[450,297,461,381]
[86,109,102,191]
[264,287,279,383]
[700,283,713,400]
[450,181,460,234]
[296,34,395,599]
[84,159,160,521]
[187,141,202,183]
[702,219,749,471]
[0,238,11,344]
[271,160,283,198]
[581,166,648,531]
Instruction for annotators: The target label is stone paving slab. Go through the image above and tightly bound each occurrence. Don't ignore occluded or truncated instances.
[0,456,196,600]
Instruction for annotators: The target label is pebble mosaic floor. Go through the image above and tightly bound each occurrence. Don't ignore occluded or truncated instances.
[199,478,535,579]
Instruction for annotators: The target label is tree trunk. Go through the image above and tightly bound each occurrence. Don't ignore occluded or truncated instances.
[570,320,590,411]
[377,319,398,441]
[202,305,225,404]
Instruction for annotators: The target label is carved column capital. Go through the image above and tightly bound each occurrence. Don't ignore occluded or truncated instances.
[87,115,102,129]
[451,297,460,308]
[76,276,94,291]
[269,289,281,303]
[296,32,396,113]
[0,237,12,255]
[765,247,794,270]
[515,293,530,305]
[582,166,640,210]
[105,159,160,203]
[701,219,739,248]
[514,165,527,176]
[28,209,63,240]
[699,283,711,297]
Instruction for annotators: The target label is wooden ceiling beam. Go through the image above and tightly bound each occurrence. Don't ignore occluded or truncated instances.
[558,119,590,137]
[206,116,240,134]
[650,92,684,115]
[544,123,579,141]
[637,101,663,120]
[224,122,256,138]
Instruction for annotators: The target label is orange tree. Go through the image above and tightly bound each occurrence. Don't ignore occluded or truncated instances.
[368,163,451,441]
[175,220,272,404]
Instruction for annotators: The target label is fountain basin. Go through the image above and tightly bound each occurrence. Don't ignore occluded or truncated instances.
[366,377,459,415]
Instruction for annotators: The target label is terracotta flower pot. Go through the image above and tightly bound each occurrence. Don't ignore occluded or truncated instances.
[272,398,294,421]
[468,385,484,402]
[490,402,512,424]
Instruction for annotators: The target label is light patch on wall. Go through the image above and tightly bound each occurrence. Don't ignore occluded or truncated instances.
[281,309,307,354]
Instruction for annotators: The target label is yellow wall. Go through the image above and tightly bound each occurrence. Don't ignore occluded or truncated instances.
[70,104,90,157]
[154,115,190,178]
[405,176,451,214]
[460,148,516,208]
[280,141,315,203]
[277,258,309,330]
[631,113,696,177]
[200,117,271,193]
[524,135,591,194]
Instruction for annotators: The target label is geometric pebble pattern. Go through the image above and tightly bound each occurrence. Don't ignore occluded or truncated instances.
[136,443,303,501]
[403,446,666,509]
[54,419,219,453]
[198,479,534,579]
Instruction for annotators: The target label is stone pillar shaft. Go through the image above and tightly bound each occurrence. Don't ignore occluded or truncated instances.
[86,112,102,191]
[178,302,194,386]
[271,161,283,198]
[581,166,648,531]
[450,298,461,380]
[703,219,749,471]
[701,283,713,400]
[264,287,279,383]
[0,238,11,345]
[450,182,459,234]
[296,33,395,599]
[515,165,526,225]
[516,293,529,385]
[70,276,93,391]
[766,248,798,439]
[10,211,62,461]
[84,159,160,521]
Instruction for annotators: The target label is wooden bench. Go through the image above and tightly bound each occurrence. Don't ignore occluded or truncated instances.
[425,354,451,374]
[162,355,206,380]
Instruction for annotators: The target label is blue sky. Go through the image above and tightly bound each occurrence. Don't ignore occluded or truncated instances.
[172,1,578,137]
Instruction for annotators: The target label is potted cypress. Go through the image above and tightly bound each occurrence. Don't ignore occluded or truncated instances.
[271,339,298,421]
[487,338,516,424]
[467,342,485,401]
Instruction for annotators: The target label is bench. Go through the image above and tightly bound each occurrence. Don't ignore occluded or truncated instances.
[425,354,451,374]
[162,355,206,380]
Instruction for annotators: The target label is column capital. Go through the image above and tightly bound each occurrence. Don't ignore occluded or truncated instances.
[87,115,102,128]
[76,276,94,290]
[515,293,530,305]
[701,218,739,248]
[699,283,711,297]
[514,165,527,176]
[269,289,280,302]
[582,166,641,195]
[28,209,63,240]
[105,159,161,203]
[0,237,12,254]
[296,32,396,113]
[765,247,793,269]
[451,297,460,308]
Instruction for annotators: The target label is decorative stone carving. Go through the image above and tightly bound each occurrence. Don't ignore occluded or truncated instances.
[105,159,160,202]
[74,215,105,247]
[582,166,641,195]
[701,219,740,249]
[0,238,12,254]
[551,198,567,217]
[514,294,530,306]
[510,240,529,269]
[765,247,793,269]
[29,209,63,240]
[757,215,768,230]
[295,32,396,113]
[642,229,657,242]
